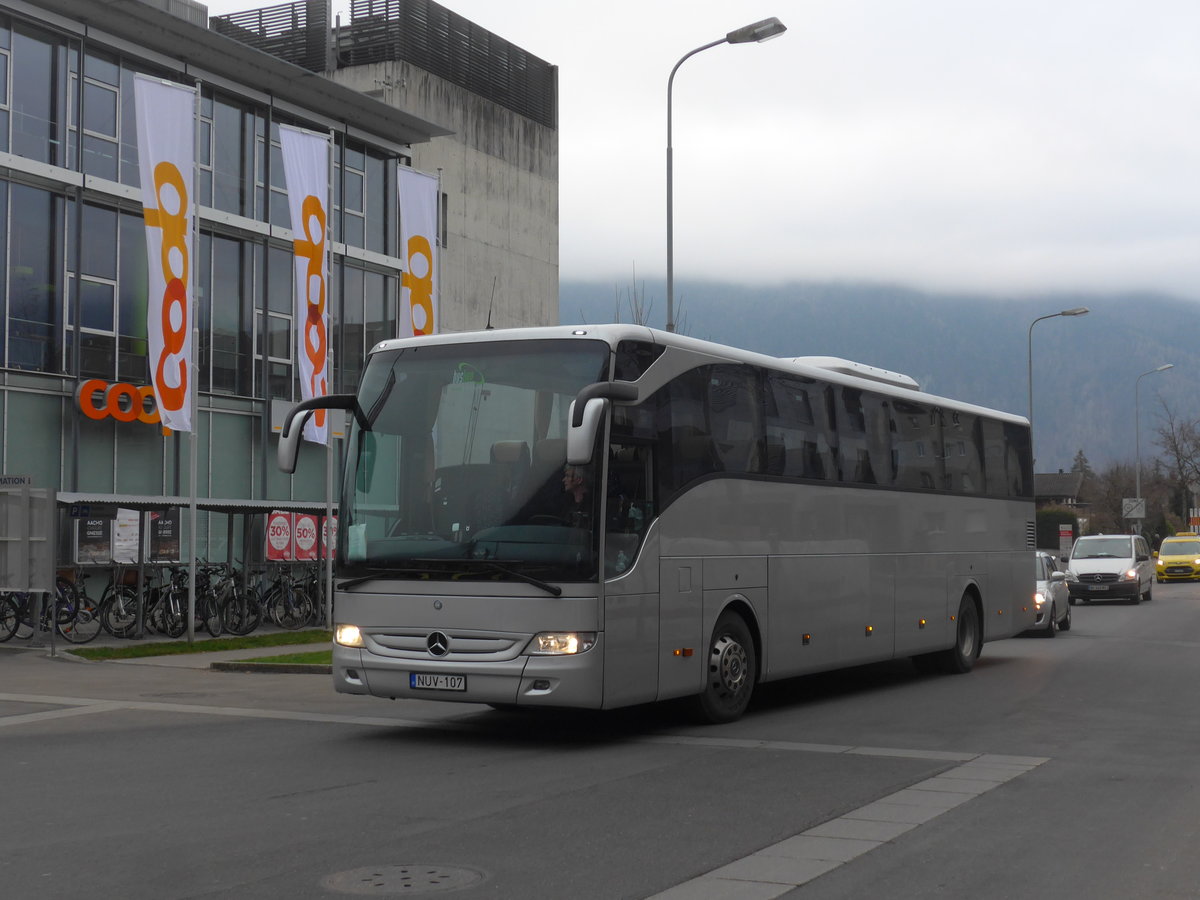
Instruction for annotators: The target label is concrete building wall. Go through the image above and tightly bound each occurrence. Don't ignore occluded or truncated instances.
[331,60,559,333]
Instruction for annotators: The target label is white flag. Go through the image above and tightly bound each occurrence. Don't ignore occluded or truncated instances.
[133,76,195,433]
[279,125,331,445]
[398,166,439,337]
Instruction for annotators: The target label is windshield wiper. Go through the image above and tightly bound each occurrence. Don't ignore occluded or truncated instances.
[410,557,563,597]
[476,560,563,597]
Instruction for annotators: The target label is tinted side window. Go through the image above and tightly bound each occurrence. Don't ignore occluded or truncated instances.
[838,387,892,486]
[614,340,664,381]
[707,366,763,476]
[942,410,984,493]
[766,373,837,480]
[892,400,939,490]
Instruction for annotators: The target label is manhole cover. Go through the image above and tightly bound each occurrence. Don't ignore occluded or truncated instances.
[323,865,486,895]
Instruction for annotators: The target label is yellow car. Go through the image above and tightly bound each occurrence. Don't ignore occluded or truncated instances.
[1154,535,1200,582]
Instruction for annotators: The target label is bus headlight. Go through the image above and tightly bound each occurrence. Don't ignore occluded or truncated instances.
[527,632,596,655]
[335,623,364,647]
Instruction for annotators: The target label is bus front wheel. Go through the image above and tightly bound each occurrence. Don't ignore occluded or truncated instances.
[692,611,757,724]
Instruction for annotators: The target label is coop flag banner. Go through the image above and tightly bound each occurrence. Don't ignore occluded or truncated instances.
[279,125,331,444]
[398,166,439,336]
[133,76,196,433]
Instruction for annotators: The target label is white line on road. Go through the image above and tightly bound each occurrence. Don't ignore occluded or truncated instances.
[646,754,1050,899]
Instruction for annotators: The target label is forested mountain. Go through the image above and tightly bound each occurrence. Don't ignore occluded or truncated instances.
[559,279,1200,473]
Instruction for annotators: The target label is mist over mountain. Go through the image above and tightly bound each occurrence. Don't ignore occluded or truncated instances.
[560,279,1200,473]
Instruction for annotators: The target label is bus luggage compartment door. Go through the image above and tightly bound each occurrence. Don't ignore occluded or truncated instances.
[658,558,703,700]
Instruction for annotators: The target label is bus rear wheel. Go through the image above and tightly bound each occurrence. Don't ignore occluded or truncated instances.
[692,611,756,724]
[941,594,981,673]
[914,593,981,675]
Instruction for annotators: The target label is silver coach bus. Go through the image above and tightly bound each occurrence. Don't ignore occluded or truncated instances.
[279,325,1035,723]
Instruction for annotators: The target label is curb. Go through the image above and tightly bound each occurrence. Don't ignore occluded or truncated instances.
[210,661,332,674]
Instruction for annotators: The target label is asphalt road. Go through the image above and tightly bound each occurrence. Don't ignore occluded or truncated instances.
[3,582,1199,900]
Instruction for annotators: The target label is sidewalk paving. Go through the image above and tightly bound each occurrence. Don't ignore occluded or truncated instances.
[2,626,331,672]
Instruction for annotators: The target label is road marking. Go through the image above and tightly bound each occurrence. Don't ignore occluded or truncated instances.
[647,754,1050,899]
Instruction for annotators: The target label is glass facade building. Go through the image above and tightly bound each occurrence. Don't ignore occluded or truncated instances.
[0,0,551,567]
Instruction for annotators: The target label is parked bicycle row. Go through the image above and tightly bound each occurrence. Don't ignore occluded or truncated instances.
[0,562,327,645]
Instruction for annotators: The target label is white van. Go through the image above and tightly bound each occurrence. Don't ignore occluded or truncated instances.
[1063,534,1154,605]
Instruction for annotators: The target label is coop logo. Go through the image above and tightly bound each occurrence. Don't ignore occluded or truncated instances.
[76,380,162,426]
[294,195,328,429]
[144,161,190,417]
[402,234,434,336]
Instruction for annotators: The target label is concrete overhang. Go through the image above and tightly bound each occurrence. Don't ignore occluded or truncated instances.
[24,0,452,146]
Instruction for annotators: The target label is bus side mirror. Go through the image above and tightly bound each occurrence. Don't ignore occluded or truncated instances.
[277,394,361,474]
[566,381,638,465]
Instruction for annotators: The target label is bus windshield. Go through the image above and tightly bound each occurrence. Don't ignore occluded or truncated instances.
[339,338,610,585]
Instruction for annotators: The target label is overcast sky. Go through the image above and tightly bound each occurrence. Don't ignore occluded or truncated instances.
[206,0,1200,301]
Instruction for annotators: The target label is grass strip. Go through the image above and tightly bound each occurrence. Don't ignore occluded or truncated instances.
[69,630,332,661]
[243,650,333,665]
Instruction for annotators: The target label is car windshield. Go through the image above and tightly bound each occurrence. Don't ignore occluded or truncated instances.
[338,338,611,585]
[1072,537,1133,559]
[1161,540,1200,555]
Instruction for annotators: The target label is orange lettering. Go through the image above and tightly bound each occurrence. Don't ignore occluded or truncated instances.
[293,195,328,429]
[75,380,161,426]
[402,235,434,336]
[143,161,190,415]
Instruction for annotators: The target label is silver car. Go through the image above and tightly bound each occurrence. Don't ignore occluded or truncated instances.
[1028,551,1071,636]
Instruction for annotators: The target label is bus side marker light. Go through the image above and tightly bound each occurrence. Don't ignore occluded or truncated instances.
[865,625,873,636]
[673,648,694,657]
[918,618,926,629]
[802,634,811,645]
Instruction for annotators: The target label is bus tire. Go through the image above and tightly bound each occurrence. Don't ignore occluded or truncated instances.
[939,593,982,674]
[692,610,756,724]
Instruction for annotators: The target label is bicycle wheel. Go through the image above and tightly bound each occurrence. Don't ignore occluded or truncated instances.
[100,587,139,639]
[57,592,101,644]
[222,588,262,636]
[0,594,19,642]
[202,591,224,638]
[160,591,188,639]
[274,586,314,630]
[54,578,79,626]
[12,594,36,640]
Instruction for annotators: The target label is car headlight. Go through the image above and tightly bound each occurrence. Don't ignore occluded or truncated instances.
[527,632,597,655]
[1034,590,1047,609]
[335,623,364,647]
[1156,559,1165,568]
[1120,569,1139,582]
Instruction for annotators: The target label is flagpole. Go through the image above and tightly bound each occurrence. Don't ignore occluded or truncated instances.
[186,79,200,643]
[325,130,335,630]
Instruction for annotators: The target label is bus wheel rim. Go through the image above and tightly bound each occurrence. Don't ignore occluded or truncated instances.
[712,635,749,695]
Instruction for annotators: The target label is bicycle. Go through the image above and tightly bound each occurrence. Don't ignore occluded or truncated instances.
[5,578,100,644]
[0,592,20,642]
[264,565,315,630]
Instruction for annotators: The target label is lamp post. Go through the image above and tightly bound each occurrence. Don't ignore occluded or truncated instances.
[666,17,786,334]
[1026,307,1089,460]
[1135,363,1173,501]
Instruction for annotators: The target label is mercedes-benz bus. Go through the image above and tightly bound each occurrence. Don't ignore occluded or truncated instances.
[279,325,1035,723]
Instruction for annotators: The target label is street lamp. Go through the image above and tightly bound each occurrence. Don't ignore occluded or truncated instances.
[1135,363,1174,501]
[666,17,786,334]
[1026,306,1089,458]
